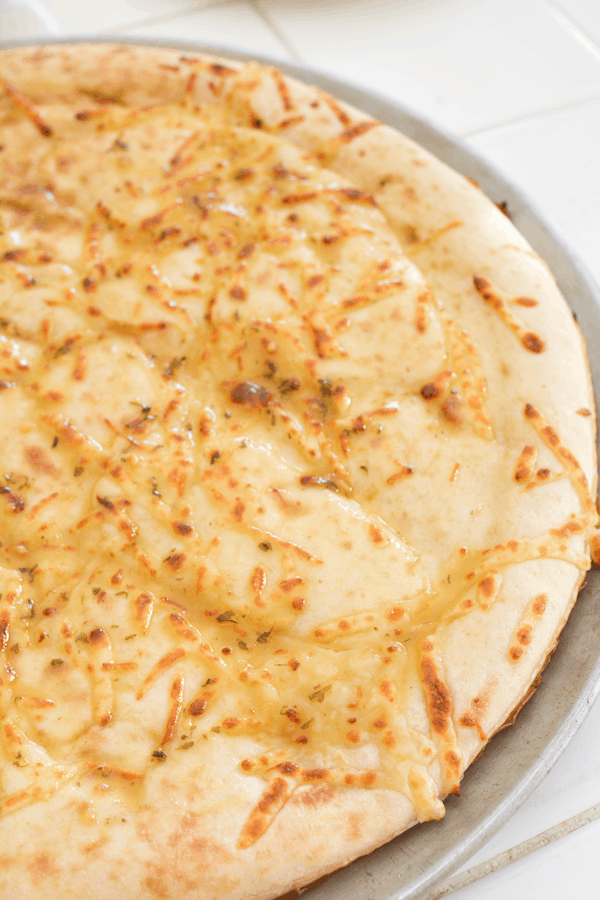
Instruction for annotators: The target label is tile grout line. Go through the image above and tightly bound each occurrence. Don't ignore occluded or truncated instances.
[103,0,227,37]
[545,0,600,61]
[423,800,600,900]
[463,90,600,140]
[251,0,303,61]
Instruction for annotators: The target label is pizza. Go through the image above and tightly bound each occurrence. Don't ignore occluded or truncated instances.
[0,42,596,900]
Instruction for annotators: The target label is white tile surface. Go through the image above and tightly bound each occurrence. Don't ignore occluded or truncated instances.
[118,1,291,60]
[551,0,600,46]
[447,693,600,887]
[0,0,61,38]
[469,95,600,285]
[41,0,200,34]
[449,813,600,900]
[260,0,600,134]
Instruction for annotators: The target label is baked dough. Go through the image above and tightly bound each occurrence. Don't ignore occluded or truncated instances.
[0,43,595,900]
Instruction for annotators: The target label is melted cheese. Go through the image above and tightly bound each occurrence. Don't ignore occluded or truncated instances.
[0,85,594,847]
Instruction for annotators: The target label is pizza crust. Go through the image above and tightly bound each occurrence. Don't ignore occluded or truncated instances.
[0,43,595,900]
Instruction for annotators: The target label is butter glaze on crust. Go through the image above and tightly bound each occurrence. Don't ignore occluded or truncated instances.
[0,43,596,900]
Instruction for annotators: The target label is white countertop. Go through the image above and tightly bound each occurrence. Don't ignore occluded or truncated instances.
[1,1,600,897]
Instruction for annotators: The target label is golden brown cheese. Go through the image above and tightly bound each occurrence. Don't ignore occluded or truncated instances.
[0,59,595,862]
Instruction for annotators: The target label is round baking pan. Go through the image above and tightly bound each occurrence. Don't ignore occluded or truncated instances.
[1,35,599,900]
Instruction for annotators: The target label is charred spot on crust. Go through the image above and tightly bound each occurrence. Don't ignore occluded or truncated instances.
[275,761,299,774]
[25,445,57,474]
[238,243,255,259]
[478,575,496,598]
[258,778,288,813]
[280,576,304,593]
[420,654,452,733]
[441,395,462,425]
[189,698,208,716]
[420,382,440,400]
[379,680,394,701]
[172,521,193,536]
[473,274,492,297]
[445,750,460,768]
[209,63,237,76]
[339,187,373,203]
[229,285,246,301]
[524,403,539,419]
[295,784,334,808]
[522,332,545,353]
[2,249,25,261]
[516,625,532,645]
[299,475,338,491]
[515,445,536,481]
[369,524,384,544]
[338,121,379,143]
[89,627,109,648]
[230,381,272,409]
[541,425,559,446]
[165,553,186,571]
[302,768,329,781]
[515,296,538,307]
